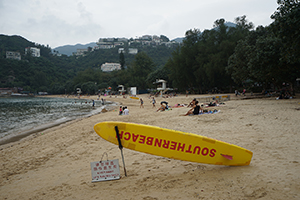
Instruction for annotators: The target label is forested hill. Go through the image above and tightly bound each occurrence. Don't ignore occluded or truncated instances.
[0,34,35,53]
[1,1,299,95]
[0,34,178,93]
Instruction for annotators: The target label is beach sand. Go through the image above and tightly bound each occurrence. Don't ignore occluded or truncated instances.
[0,94,299,200]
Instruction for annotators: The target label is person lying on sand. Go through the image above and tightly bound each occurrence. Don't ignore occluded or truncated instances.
[172,103,186,108]
[207,101,218,107]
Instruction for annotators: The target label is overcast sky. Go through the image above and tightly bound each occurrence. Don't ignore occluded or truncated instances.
[0,0,278,48]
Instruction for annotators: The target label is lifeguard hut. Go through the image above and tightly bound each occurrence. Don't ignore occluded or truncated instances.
[118,85,126,95]
[154,79,169,97]
[76,88,82,95]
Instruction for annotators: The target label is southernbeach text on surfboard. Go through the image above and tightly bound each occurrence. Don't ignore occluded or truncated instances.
[94,121,253,166]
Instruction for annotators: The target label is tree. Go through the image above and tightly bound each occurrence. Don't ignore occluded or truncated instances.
[271,0,300,64]
[226,39,251,85]
[165,17,253,93]
[146,67,169,86]
[160,35,170,42]
[235,15,254,30]
[130,52,156,90]
[81,81,97,94]
[271,0,300,69]
[226,24,297,90]
[165,47,183,89]
[180,28,201,90]
[213,18,226,28]
[270,0,300,88]
[119,51,125,70]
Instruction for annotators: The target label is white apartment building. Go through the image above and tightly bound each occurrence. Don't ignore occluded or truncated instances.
[140,35,152,40]
[73,49,88,56]
[101,63,121,72]
[6,51,21,60]
[97,41,114,49]
[118,48,125,53]
[118,38,128,42]
[128,48,138,54]
[25,47,40,57]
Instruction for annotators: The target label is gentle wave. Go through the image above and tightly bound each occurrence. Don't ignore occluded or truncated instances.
[0,97,115,145]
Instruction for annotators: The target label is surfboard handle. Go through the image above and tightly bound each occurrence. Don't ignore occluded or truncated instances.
[115,126,127,177]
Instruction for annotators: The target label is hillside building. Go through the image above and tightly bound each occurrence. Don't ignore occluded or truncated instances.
[25,47,40,57]
[73,49,88,56]
[101,63,121,72]
[6,51,21,60]
[118,48,125,53]
[128,48,138,54]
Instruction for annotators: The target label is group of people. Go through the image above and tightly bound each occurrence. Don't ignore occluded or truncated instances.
[119,106,129,115]
[183,98,220,116]
[134,96,219,116]
[140,97,157,109]
[139,97,172,112]
[235,89,246,96]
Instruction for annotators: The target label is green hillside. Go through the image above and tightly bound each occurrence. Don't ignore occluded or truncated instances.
[1,1,299,95]
[0,35,178,94]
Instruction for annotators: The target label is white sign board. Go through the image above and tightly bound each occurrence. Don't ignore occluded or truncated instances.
[90,159,120,182]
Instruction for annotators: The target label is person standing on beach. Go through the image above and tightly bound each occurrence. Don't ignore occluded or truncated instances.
[140,98,144,108]
[242,89,246,96]
[151,97,156,108]
[119,106,123,115]
[124,107,129,115]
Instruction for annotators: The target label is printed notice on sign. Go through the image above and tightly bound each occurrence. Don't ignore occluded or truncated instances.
[90,159,120,182]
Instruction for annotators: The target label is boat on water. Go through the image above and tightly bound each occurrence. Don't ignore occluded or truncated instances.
[0,93,35,97]
[0,88,34,97]
[10,92,34,97]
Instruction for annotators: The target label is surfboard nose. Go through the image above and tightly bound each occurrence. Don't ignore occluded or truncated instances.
[94,123,101,133]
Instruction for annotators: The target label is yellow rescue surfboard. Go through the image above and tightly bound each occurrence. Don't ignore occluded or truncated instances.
[94,121,253,166]
[129,96,139,100]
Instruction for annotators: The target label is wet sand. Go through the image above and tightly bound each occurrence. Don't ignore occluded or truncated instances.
[0,94,299,199]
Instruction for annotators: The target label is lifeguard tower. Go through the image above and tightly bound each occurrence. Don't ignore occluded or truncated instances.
[118,85,126,95]
[76,88,82,95]
[154,79,169,97]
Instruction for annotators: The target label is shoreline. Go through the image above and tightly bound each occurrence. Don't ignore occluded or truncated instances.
[0,92,294,146]
[1,93,299,199]
[0,97,119,146]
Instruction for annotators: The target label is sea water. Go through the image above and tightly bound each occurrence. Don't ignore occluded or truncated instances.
[0,97,109,141]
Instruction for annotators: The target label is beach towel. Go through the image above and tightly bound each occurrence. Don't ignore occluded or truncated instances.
[198,110,220,115]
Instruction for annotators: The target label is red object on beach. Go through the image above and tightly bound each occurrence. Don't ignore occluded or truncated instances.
[221,154,233,160]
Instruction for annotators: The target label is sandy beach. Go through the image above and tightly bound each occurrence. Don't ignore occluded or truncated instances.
[0,94,299,200]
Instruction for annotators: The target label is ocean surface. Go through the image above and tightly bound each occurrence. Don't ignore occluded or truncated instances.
[0,97,111,142]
